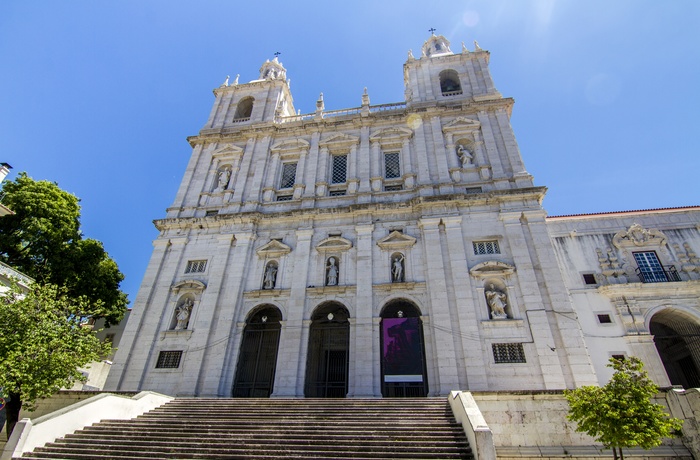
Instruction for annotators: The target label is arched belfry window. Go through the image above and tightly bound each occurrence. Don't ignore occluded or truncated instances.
[234,97,254,120]
[439,70,462,96]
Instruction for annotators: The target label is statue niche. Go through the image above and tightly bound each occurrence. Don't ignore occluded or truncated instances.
[325,257,339,286]
[215,166,231,192]
[391,253,405,283]
[172,297,194,330]
[263,261,278,290]
[455,139,474,168]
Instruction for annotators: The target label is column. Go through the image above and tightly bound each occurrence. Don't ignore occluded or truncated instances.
[430,117,452,192]
[303,132,321,200]
[315,147,329,196]
[357,127,371,195]
[231,137,256,205]
[370,141,382,192]
[443,217,487,389]
[349,223,375,397]
[244,135,272,207]
[402,138,416,189]
[477,111,506,186]
[272,228,314,397]
[465,58,481,96]
[348,144,359,194]
[412,119,431,191]
[262,152,279,202]
[293,150,308,199]
[418,217,461,395]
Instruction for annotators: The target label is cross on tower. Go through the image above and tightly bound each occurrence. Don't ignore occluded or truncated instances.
[273,51,281,58]
[428,28,436,35]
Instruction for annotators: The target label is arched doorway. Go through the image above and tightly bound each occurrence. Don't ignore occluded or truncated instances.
[650,309,700,389]
[304,303,349,398]
[380,300,428,397]
[232,306,282,397]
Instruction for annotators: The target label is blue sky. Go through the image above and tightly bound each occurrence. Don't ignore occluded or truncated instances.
[1,1,698,307]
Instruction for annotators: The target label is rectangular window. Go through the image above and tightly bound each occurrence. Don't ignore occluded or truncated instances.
[329,189,346,197]
[205,210,218,217]
[331,155,348,184]
[492,343,526,364]
[597,314,612,324]
[279,162,297,189]
[633,251,668,283]
[465,187,482,194]
[276,194,293,202]
[185,260,207,273]
[582,273,597,285]
[473,241,500,255]
[156,351,183,369]
[384,152,401,179]
[384,184,403,192]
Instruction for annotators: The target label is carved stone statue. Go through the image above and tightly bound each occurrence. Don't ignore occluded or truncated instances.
[485,284,508,319]
[457,144,473,167]
[175,298,193,330]
[326,257,338,286]
[263,263,277,290]
[217,168,231,191]
[392,254,405,283]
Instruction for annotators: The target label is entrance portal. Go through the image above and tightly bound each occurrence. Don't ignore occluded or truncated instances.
[304,303,349,398]
[650,309,700,389]
[232,306,282,397]
[380,301,428,397]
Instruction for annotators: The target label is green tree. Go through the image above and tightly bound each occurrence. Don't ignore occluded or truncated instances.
[0,283,112,437]
[565,357,683,460]
[0,172,127,326]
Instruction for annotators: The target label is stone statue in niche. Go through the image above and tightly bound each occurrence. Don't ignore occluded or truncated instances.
[217,168,231,191]
[485,284,508,319]
[263,263,278,290]
[326,257,338,286]
[175,298,193,330]
[391,254,405,283]
[457,144,473,167]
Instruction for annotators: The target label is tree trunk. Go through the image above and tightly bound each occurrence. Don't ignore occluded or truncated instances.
[612,447,619,460]
[5,392,22,439]
[619,447,624,460]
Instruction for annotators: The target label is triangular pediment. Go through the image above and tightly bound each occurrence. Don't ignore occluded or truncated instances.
[256,239,292,258]
[171,280,207,292]
[315,236,353,253]
[212,144,245,161]
[319,133,360,148]
[377,231,417,250]
[469,260,516,279]
[370,127,413,144]
[270,138,310,153]
[442,117,481,133]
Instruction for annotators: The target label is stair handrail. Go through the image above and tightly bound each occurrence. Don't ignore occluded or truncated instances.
[1,391,173,460]
[449,390,497,460]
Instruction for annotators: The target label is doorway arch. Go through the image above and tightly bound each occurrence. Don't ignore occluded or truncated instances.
[304,302,350,398]
[650,308,700,389]
[232,305,282,397]
[380,299,428,397]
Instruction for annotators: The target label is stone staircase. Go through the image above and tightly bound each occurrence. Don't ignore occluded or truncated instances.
[18,398,474,459]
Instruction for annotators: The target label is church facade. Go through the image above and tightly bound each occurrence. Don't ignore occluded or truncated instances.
[105,35,700,398]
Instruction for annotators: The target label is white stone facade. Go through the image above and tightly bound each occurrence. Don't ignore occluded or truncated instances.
[106,35,699,398]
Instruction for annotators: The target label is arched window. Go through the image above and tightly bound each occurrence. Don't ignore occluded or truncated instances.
[233,97,254,120]
[439,70,462,96]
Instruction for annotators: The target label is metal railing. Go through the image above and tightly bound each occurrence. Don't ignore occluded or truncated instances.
[278,102,407,123]
[635,265,682,283]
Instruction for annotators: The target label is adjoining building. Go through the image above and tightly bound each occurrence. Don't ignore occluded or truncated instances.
[105,35,700,398]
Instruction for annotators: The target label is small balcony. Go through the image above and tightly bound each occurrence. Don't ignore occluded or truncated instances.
[635,265,682,283]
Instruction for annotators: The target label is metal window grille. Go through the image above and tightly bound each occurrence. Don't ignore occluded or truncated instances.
[185,260,207,273]
[465,187,482,194]
[633,251,678,283]
[473,241,500,255]
[329,189,346,197]
[279,163,297,189]
[384,152,401,179]
[384,184,403,192]
[331,155,347,184]
[492,343,526,363]
[156,351,183,369]
[276,194,293,202]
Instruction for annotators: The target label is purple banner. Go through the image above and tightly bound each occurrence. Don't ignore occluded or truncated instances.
[382,317,423,379]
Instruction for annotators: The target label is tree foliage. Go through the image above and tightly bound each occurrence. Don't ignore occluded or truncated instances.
[0,172,127,326]
[0,283,112,437]
[565,357,683,459]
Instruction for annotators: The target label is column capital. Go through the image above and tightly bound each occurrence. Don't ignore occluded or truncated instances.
[355,223,374,235]
[168,237,189,246]
[418,217,442,229]
[442,216,463,227]
[296,228,314,239]
[153,238,173,248]
[499,211,524,223]
[234,232,256,243]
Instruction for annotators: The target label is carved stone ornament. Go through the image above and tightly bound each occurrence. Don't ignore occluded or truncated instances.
[442,117,481,135]
[256,239,292,259]
[377,231,417,251]
[319,133,360,149]
[469,261,516,279]
[171,280,207,294]
[369,127,413,145]
[212,144,244,162]
[270,138,310,157]
[613,223,667,249]
[316,236,353,253]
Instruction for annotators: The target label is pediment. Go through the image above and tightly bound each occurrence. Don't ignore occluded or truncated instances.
[377,231,417,250]
[315,236,353,253]
[171,280,207,293]
[319,133,359,148]
[370,127,413,144]
[613,223,667,249]
[469,261,516,278]
[212,144,245,161]
[442,117,481,133]
[270,138,310,154]
[256,239,292,258]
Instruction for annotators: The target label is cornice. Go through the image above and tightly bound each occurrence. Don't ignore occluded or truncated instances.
[597,280,700,299]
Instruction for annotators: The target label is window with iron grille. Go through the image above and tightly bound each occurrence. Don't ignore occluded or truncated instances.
[329,189,346,197]
[492,343,526,363]
[156,351,183,369]
[384,152,401,179]
[384,184,403,192]
[465,187,482,194]
[279,162,297,189]
[185,260,207,273]
[276,194,293,202]
[331,155,347,184]
[473,241,500,255]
